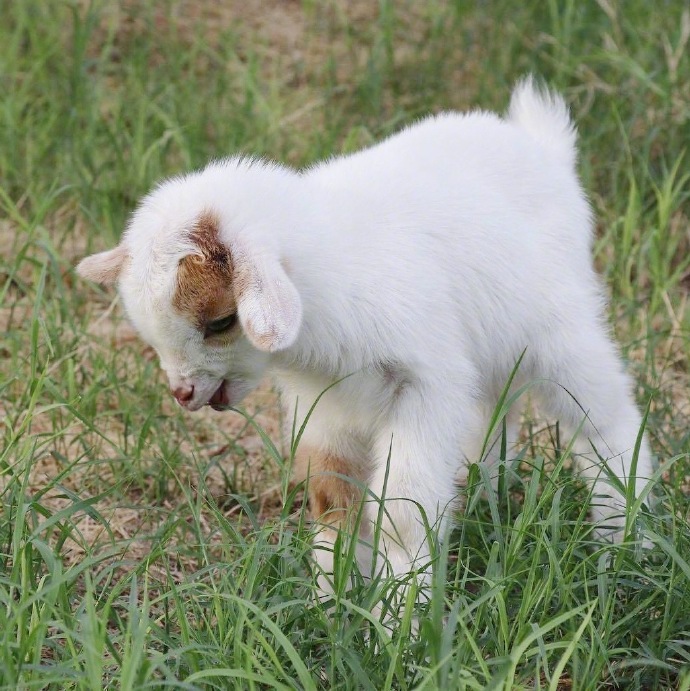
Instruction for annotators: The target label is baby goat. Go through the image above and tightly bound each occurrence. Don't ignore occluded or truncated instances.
[78,79,653,601]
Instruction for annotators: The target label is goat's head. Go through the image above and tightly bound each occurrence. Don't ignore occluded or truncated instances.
[76,162,303,410]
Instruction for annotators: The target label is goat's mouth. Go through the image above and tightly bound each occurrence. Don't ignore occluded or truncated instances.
[208,381,231,411]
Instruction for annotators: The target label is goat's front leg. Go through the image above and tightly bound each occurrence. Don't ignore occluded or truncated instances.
[366,381,480,613]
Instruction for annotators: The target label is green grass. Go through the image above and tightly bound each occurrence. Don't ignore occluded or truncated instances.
[1,0,689,688]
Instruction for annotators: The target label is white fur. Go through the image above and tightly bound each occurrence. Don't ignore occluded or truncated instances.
[78,79,654,598]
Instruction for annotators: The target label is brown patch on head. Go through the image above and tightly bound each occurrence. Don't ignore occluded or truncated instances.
[173,212,236,329]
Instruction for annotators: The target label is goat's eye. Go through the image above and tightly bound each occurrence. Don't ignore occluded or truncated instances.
[204,313,238,337]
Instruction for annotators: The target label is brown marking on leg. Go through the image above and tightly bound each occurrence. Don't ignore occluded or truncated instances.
[172,211,237,329]
[294,448,365,529]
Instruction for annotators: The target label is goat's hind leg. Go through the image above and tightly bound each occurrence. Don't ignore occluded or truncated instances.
[533,325,653,542]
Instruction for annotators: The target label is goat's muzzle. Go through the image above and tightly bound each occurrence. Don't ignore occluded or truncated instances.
[172,385,194,406]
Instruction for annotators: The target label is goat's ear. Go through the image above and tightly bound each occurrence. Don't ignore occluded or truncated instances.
[76,244,129,285]
[233,247,302,353]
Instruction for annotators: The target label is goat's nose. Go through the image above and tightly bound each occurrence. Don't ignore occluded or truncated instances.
[172,385,194,404]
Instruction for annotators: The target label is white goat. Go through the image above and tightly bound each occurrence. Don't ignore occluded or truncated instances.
[77,78,653,602]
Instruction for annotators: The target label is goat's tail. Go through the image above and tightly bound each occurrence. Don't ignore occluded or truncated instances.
[508,76,577,169]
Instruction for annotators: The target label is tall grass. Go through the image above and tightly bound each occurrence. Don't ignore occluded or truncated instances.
[1,1,689,688]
